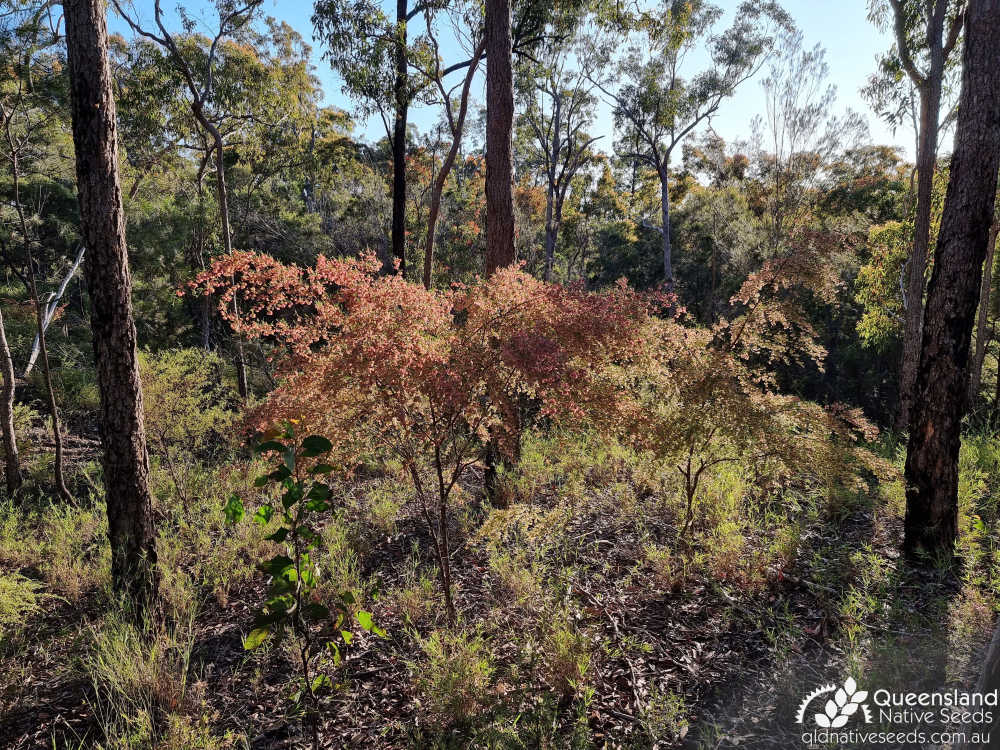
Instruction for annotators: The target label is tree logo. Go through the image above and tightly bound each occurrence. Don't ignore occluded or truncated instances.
[795,677,872,728]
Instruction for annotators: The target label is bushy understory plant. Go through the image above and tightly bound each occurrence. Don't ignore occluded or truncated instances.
[193,244,887,633]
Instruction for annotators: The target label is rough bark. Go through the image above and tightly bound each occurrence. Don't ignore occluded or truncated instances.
[64,0,158,610]
[895,0,962,429]
[0,308,21,494]
[969,221,998,399]
[391,0,409,276]
[903,0,1000,561]
[484,0,515,276]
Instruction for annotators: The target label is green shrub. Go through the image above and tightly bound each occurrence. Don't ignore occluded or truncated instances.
[0,572,44,641]
[412,628,494,726]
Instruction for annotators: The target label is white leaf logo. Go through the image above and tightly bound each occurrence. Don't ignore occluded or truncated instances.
[797,677,871,728]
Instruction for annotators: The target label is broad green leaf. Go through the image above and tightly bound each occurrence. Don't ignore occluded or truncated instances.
[301,435,333,457]
[244,627,270,650]
[223,495,244,523]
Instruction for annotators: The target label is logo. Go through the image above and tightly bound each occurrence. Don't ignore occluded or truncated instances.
[796,677,872,728]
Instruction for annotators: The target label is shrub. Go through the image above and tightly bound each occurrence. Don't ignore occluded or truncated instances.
[412,627,494,726]
[0,572,43,641]
[139,349,237,509]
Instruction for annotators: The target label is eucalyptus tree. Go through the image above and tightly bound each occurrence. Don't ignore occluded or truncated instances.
[313,0,442,276]
[904,0,1000,560]
[112,0,297,398]
[864,0,966,429]
[64,0,158,612]
[594,0,791,288]
[516,41,601,282]
[412,6,486,288]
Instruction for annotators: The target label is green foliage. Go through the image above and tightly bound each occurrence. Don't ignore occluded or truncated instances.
[412,627,495,727]
[140,349,237,505]
[0,572,43,642]
[225,423,381,735]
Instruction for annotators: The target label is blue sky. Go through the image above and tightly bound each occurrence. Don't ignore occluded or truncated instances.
[110,0,918,159]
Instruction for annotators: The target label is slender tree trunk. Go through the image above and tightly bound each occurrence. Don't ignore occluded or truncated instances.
[970,222,998,399]
[484,0,515,276]
[26,259,71,502]
[659,165,673,288]
[421,42,483,289]
[64,0,158,611]
[197,112,248,399]
[898,73,944,429]
[904,0,1000,561]
[543,193,557,282]
[391,0,409,276]
[0,308,21,494]
[5,116,71,502]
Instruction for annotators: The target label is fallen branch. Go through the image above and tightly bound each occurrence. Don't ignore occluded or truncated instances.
[22,244,85,378]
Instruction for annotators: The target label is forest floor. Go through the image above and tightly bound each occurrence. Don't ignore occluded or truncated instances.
[1,420,997,750]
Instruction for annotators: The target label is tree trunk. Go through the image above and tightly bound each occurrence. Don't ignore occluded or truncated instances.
[484,0,515,276]
[5,106,71,503]
[903,0,1000,561]
[391,0,409,276]
[421,42,483,289]
[659,165,673,288]
[201,124,248,399]
[64,0,158,611]
[543,192,557,282]
[26,257,72,503]
[898,67,944,430]
[969,222,998,400]
[23,244,86,379]
[0,308,21,494]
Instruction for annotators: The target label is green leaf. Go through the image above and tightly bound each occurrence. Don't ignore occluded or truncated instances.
[261,554,294,577]
[310,463,336,475]
[310,673,332,693]
[340,591,356,606]
[253,504,274,525]
[340,629,354,644]
[304,602,330,621]
[301,435,333,457]
[304,498,331,512]
[256,440,285,454]
[283,447,296,473]
[244,627,270,650]
[306,483,331,501]
[357,610,374,631]
[253,474,271,487]
[265,527,289,543]
[223,495,244,523]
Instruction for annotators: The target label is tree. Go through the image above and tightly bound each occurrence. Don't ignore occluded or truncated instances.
[969,191,999,400]
[63,0,158,609]
[112,0,266,400]
[313,0,433,276]
[484,0,515,276]
[2,95,71,501]
[865,0,966,429]
[412,7,485,288]
[903,0,1000,560]
[595,0,790,288]
[517,40,600,281]
[0,307,20,494]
